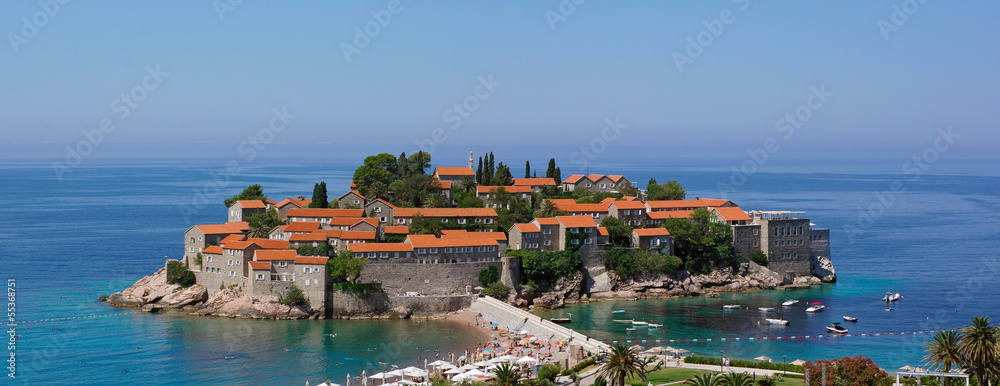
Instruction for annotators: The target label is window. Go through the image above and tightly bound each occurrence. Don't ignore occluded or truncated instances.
[406,252,411,258]
[571,239,579,245]
[753,228,758,235]
[584,238,592,244]
[544,240,551,246]
[474,218,482,223]
[278,261,288,267]
[375,207,382,213]
[380,217,387,222]
[586,227,594,233]
[353,200,360,204]
[354,253,363,258]
[256,274,265,280]
[303,267,310,273]
[207,256,213,262]
[571,228,579,233]
[417,248,426,254]
[429,248,438,254]
[368,252,376,258]
[489,246,496,252]
[189,247,194,252]
[444,248,453,253]
[380,252,389,258]
[600,183,606,188]
[397,218,405,224]
[485,218,493,224]
[189,237,195,243]
[457,219,467,224]
[543,229,551,234]
[304,280,310,286]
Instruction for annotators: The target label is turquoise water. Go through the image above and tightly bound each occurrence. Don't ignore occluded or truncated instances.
[2,157,998,383]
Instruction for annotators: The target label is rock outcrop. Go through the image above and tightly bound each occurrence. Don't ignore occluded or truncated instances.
[103,268,317,319]
[579,266,783,303]
[810,254,837,283]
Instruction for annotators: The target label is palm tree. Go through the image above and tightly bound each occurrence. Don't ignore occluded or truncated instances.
[247,223,269,238]
[493,363,521,386]
[958,316,1000,386]
[684,373,720,386]
[457,175,477,193]
[597,343,656,386]
[534,199,558,218]
[924,330,963,385]
[593,376,608,386]
[718,372,753,386]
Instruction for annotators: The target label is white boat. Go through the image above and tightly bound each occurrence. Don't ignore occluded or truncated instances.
[625,327,636,332]
[806,305,826,313]
[613,319,634,323]
[882,292,902,302]
[612,310,625,314]
[632,321,648,326]
[758,307,775,312]
[723,304,741,310]
[843,315,858,322]
[782,299,799,307]
[766,318,789,325]
[826,323,848,334]
[648,323,663,328]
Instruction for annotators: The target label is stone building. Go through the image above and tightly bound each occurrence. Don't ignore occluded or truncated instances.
[227,200,268,222]
[608,201,648,227]
[752,211,812,278]
[561,174,630,193]
[476,185,534,209]
[183,222,248,267]
[432,166,476,183]
[364,198,397,224]
[630,228,674,255]
[512,178,557,192]
[274,197,311,220]
[286,208,365,224]
[391,207,498,228]
[336,190,366,209]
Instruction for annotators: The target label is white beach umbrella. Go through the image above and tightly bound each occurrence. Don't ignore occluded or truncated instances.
[463,369,487,378]
[369,373,387,380]
[754,356,772,362]
[396,380,418,385]
[386,370,405,378]
[493,355,518,363]
[473,360,493,367]
[428,360,451,367]
[516,356,538,365]
[445,368,464,375]
[402,367,428,378]
[790,359,807,366]
[459,365,478,371]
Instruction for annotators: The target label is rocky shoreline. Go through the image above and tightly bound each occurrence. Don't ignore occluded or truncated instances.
[100,267,319,320]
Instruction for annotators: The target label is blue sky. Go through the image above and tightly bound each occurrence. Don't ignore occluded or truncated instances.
[1,1,997,160]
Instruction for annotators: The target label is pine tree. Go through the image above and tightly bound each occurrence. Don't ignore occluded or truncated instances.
[476,156,483,185]
[524,160,531,179]
[398,152,409,178]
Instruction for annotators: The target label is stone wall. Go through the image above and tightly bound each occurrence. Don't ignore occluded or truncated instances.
[326,289,388,317]
[469,296,608,354]
[389,295,471,315]
[358,261,503,296]
[500,257,521,290]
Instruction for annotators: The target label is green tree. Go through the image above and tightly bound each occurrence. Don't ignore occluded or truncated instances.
[684,373,720,386]
[537,364,562,383]
[478,265,500,286]
[646,179,686,200]
[280,285,306,306]
[493,363,522,386]
[366,181,389,201]
[803,356,887,385]
[353,153,398,194]
[457,175,477,193]
[554,167,561,185]
[398,152,410,178]
[491,187,533,233]
[484,152,495,184]
[296,242,329,257]
[719,372,753,386]
[224,184,267,208]
[600,217,632,247]
[663,208,736,274]
[493,162,513,186]
[924,330,963,385]
[309,182,329,208]
[750,250,768,267]
[957,316,999,385]
[247,208,284,237]
[545,158,556,179]
[390,174,437,208]
[193,252,203,268]
[166,261,196,287]
[618,181,640,197]
[408,151,431,175]
[483,282,511,299]
[534,199,559,218]
[328,250,367,283]
[409,213,442,236]
[597,343,657,386]
[524,160,531,179]
[476,156,484,184]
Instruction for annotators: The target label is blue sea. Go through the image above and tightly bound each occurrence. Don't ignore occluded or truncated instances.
[2,156,998,384]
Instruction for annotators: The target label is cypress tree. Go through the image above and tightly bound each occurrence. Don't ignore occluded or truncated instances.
[485,152,495,184]
[476,156,483,184]
[398,152,409,178]
[525,160,531,179]
[546,158,556,178]
[311,182,329,208]
[554,167,562,185]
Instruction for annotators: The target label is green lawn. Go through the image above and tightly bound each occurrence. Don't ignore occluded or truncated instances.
[625,368,713,385]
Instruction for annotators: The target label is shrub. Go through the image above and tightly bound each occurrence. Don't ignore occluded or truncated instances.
[328,282,379,294]
[193,252,203,267]
[561,358,596,375]
[683,356,802,373]
[751,250,768,267]
[511,249,581,283]
[536,364,561,382]
[166,261,196,287]
[483,282,511,299]
[280,285,306,306]
[478,265,500,287]
[296,242,329,257]
[605,247,681,278]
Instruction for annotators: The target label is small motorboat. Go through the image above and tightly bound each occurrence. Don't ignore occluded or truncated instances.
[843,315,858,322]
[883,292,902,302]
[723,304,741,310]
[766,318,789,325]
[806,305,826,313]
[613,319,634,323]
[550,313,572,324]
[625,327,637,332]
[826,323,849,334]
[782,299,799,307]
[648,323,663,328]
[612,310,625,314]
[632,321,648,326]
[758,307,775,312]
[885,307,893,311]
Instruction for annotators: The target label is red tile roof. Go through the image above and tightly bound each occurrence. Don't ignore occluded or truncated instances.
[221,234,245,244]
[600,197,617,206]
[202,246,223,255]
[383,226,409,234]
[431,181,452,189]
[294,256,328,265]
[338,190,366,200]
[287,208,365,218]
[647,210,695,219]
[338,231,377,240]
[266,198,277,205]
[441,230,507,241]
[609,201,647,210]
[587,174,605,183]
[632,228,671,236]
[246,238,289,250]
[512,178,556,186]
[254,250,297,261]
[514,223,540,233]
[554,202,609,213]
[366,198,397,209]
[556,216,598,228]
[547,199,578,206]
[476,185,533,194]
[607,175,626,182]
[193,222,249,235]
[393,208,498,218]
[433,166,475,176]
[713,207,752,222]
[562,175,586,184]
[249,261,271,270]
[236,199,268,209]
[646,199,730,210]
[349,243,413,252]
[222,240,254,250]
[284,222,321,232]
[406,234,499,248]
[534,218,559,225]
[276,197,311,208]
[597,227,609,236]
[289,233,328,242]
